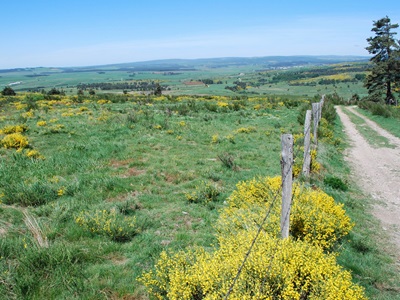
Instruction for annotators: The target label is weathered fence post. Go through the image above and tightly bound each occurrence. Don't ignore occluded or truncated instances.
[312,102,320,145]
[302,110,312,177]
[320,94,325,108]
[280,134,293,239]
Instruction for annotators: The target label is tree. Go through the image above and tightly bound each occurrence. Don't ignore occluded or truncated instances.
[365,16,400,105]
[1,86,16,96]
[153,83,162,96]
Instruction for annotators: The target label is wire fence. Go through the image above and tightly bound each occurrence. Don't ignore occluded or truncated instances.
[223,95,325,299]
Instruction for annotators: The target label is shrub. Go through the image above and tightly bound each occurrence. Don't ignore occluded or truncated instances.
[185,181,221,204]
[217,152,237,170]
[37,120,47,127]
[324,176,348,191]
[1,86,16,96]
[217,176,353,251]
[75,208,137,242]
[370,103,392,118]
[0,124,28,134]
[140,231,366,300]
[1,133,29,149]
[235,126,256,134]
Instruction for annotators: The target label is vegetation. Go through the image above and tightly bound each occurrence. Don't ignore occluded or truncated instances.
[0,56,369,100]
[365,16,400,105]
[1,86,16,96]
[3,8,400,296]
[0,55,399,298]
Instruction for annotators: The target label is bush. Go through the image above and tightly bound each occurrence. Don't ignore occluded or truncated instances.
[185,181,221,204]
[141,176,364,299]
[324,176,348,191]
[1,133,29,149]
[358,101,393,118]
[0,124,28,134]
[1,86,16,96]
[75,208,137,242]
[217,176,352,251]
[140,231,366,300]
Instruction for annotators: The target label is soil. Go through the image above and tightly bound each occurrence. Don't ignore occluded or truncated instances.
[336,106,400,265]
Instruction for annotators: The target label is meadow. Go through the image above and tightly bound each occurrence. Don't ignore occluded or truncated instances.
[0,57,369,100]
[1,67,399,298]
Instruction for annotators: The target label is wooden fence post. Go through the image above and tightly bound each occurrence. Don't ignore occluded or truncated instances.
[312,102,320,145]
[320,94,325,108]
[302,110,312,177]
[281,134,293,239]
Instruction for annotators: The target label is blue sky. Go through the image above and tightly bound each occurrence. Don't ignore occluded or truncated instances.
[1,0,399,69]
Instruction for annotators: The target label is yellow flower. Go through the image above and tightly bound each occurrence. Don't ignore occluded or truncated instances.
[37,120,47,126]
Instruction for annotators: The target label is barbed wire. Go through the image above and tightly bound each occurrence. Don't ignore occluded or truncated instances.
[223,97,324,299]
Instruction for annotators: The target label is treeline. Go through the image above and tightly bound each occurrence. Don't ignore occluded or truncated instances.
[262,65,368,84]
[76,81,168,91]
[225,81,248,92]
[200,79,224,85]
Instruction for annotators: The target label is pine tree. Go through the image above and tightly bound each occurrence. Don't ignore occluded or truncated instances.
[1,86,16,96]
[365,16,400,105]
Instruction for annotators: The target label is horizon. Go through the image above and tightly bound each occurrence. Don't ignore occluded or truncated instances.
[1,0,399,69]
[0,54,371,71]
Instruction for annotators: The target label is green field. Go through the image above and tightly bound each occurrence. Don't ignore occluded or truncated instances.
[0,91,399,299]
[0,56,369,99]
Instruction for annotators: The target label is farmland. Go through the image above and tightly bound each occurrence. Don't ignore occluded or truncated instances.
[1,57,399,299]
[0,56,369,99]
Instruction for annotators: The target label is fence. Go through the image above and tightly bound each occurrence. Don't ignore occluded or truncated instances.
[224,95,325,299]
[280,95,324,238]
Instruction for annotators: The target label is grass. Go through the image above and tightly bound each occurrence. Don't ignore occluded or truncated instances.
[341,107,395,148]
[0,93,303,298]
[0,93,399,298]
[354,106,400,139]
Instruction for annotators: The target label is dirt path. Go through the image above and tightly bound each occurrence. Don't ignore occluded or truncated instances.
[336,106,400,264]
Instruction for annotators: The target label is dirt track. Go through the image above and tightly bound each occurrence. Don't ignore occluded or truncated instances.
[336,106,400,264]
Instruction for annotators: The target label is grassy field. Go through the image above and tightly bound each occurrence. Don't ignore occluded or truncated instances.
[0,58,369,100]
[0,91,399,299]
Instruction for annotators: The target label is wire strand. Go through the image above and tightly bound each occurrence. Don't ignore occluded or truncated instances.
[223,97,324,299]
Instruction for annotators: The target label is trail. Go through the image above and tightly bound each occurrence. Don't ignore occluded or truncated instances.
[336,106,400,264]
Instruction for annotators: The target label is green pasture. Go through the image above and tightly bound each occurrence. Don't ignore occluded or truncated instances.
[0,92,398,299]
[0,61,369,100]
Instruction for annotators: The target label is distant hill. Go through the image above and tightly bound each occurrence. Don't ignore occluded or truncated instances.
[65,55,369,72]
[0,55,369,73]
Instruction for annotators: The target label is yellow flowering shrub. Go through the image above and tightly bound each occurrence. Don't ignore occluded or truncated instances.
[225,134,235,143]
[319,118,334,141]
[217,101,229,108]
[21,109,34,118]
[211,134,220,144]
[1,133,29,149]
[97,99,111,104]
[217,176,353,251]
[253,104,262,110]
[75,208,137,242]
[235,126,256,134]
[140,230,366,300]
[14,102,28,110]
[0,124,28,134]
[310,149,321,173]
[26,149,44,159]
[36,120,47,126]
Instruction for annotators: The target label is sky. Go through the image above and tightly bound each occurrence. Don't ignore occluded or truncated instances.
[1,0,400,69]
